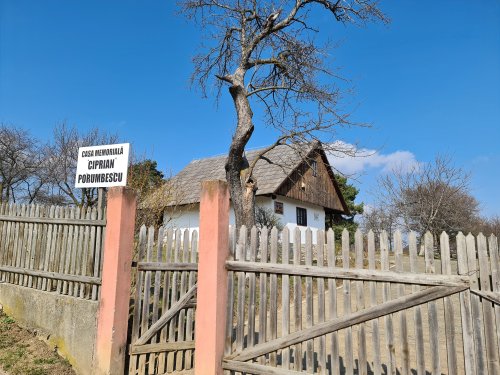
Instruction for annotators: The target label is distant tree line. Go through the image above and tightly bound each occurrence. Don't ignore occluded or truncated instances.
[0,123,166,209]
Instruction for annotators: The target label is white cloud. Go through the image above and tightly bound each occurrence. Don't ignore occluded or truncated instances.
[327,141,420,176]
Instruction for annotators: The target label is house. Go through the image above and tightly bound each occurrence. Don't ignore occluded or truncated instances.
[163,142,349,241]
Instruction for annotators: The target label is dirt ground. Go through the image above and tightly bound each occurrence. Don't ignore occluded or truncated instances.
[0,310,75,375]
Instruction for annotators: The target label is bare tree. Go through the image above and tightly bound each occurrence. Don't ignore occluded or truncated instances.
[361,204,399,248]
[45,123,119,207]
[0,124,44,203]
[181,0,387,228]
[376,155,480,239]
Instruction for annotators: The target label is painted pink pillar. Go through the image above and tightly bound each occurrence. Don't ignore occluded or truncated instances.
[194,180,230,375]
[95,187,137,375]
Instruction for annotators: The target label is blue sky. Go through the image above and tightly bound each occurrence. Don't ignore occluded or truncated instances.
[1,0,499,216]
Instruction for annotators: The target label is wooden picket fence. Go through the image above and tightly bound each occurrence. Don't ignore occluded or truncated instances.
[128,226,198,375]
[223,226,500,375]
[0,202,106,300]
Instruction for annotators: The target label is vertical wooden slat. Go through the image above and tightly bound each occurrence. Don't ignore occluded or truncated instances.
[466,233,487,374]
[11,204,22,285]
[477,233,500,373]
[248,226,258,349]
[355,229,367,375]
[235,226,247,354]
[79,209,92,298]
[157,228,174,373]
[305,228,314,372]
[19,206,29,285]
[129,225,147,375]
[92,194,104,300]
[56,207,70,293]
[73,207,85,297]
[456,232,477,375]
[224,226,236,360]
[488,235,500,357]
[258,226,269,365]
[175,229,190,371]
[42,206,56,291]
[166,229,182,373]
[281,227,291,370]
[367,230,381,375]
[424,232,441,375]
[62,207,76,295]
[0,203,10,281]
[342,228,353,375]
[138,226,154,375]
[394,230,409,375]
[381,230,396,375]
[409,231,425,375]
[84,208,97,298]
[293,227,302,371]
[269,227,278,367]
[327,228,340,374]
[440,231,458,375]
[185,230,198,369]
[316,229,326,375]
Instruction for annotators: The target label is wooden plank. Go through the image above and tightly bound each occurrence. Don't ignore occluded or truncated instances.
[158,228,174,373]
[185,230,198,370]
[0,214,106,226]
[18,205,30,287]
[56,207,71,293]
[248,226,258,348]
[381,230,396,375]
[424,232,441,375]
[470,289,500,305]
[409,232,425,375]
[80,208,92,298]
[11,204,22,286]
[149,226,165,375]
[224,226,235,358]
[269,227,278,367]
[92,202,104,300]
[316,229,326,375]
[456,232,477,375]
[0,265,101,284]
[477,233,500,373]
[440,231,458,375]
[138,262,198,271]
[130,341,196,355]
[73,207,85,297]
[367,230,381,375]
[166,228,182,373]
[235,226,247,353]
[138,226,155,375]
[129,225,147,375]
[293,227,302,371]
[281,227,290,370]
[224,261,468,286]
[135,284,198,346]
[355,229,367,375]
[342,228,354,375]
[175,229,191,371]
[223,359,305,375]
[62,206,76,295]
[327,228,339,375]
[305,228,314,372]
[394,230,410,375]
[230,285,466,362]
[466,233,487,374]
[258,226,269,365]
[487,235,500,354]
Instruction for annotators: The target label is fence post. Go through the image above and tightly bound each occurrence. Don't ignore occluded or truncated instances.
[94,187,137,375]
[195,180,230,375]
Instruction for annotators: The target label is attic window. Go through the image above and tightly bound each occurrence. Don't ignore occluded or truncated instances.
[311,161,317,177]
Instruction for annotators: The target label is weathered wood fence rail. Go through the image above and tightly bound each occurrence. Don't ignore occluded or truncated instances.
[128,226,199,375]
[0,202,105,301]
[223,226,500,375]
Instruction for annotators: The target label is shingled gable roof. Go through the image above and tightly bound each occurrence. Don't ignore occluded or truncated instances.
[170,142,349,213]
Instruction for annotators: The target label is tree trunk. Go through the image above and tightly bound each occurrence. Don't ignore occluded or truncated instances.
[225,73,257,229]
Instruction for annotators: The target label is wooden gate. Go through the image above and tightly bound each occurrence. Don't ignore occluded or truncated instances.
[223,226,500,374]
[128,225,198,375]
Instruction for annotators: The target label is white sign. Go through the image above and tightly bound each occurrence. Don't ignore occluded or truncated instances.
[75,143,130,188]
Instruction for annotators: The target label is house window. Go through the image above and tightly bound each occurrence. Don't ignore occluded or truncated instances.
[311,160,317,177]
[296,207,307,226]
[274,201,284,215]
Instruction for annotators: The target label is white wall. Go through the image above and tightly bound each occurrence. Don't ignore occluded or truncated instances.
[164,195,325,243]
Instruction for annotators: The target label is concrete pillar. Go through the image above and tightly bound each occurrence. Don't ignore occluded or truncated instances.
[95,187,137,375]
[194,180,230,375]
